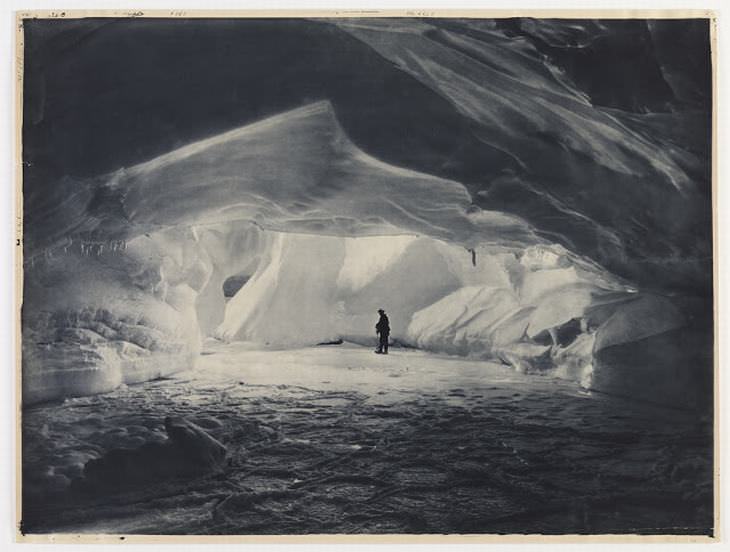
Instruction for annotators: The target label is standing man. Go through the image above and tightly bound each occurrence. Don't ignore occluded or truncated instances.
[375,309,390,354]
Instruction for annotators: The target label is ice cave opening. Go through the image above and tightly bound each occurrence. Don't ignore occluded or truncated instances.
[21,218,715,533]
[19,17,714,535]
[22,220,712,412]
[21,102,713,412]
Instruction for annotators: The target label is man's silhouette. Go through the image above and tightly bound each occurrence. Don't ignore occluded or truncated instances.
[375,309,390,354]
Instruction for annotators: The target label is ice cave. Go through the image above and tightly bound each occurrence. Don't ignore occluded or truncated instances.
[21,100,712,409]
[20,17,714,535]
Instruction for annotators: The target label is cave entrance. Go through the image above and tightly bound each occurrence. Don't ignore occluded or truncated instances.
[222,273,251,301]
[205,230,481,348]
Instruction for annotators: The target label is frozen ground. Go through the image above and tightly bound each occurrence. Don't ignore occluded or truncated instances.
[22,342,713,535]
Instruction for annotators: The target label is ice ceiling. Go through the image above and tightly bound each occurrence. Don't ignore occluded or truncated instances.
[21,18,713,407]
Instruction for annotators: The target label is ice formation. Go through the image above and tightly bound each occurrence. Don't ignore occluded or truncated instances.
[22,210,703,408]
[22,19,712,409]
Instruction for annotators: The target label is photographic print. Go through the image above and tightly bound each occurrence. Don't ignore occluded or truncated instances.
[16,11,716,540]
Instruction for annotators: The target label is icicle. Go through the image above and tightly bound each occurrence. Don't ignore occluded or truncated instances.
[466,247,476,267]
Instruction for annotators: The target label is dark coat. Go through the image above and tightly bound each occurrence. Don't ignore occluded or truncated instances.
[376,313,390,335]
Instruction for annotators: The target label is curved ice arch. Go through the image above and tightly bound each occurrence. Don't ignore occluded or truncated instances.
[22,103,701,408]
[26,101,540,260]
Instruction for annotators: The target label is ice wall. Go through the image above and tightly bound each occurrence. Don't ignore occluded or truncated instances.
[215,229,629,358]
[215,233,512,346]
[332,18,712,295]
[22,215,707,409]
[212,230,708,408]
[20,101,546,404]
[24,18,711,297]
[22,229,206,404]
[193,222,273,335]
[24,102,538,261]
[21,94,711,408]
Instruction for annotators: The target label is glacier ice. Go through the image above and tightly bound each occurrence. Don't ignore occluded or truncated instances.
[22,229,206,404]
[21,103,710,408]
[25,102,538,259]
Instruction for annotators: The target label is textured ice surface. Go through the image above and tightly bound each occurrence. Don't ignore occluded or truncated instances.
[20,18,713,533]
[22,229,206,404]
[25,102,538,258]
[21,83,711,407]
[22,222,704,406]
[23,19,711,294]
[331,19,712,293]
[21,343,713,535]
[216,233,508,346]
[78,416,227,491]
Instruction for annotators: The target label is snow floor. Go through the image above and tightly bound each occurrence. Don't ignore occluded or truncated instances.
[22,342,713,535]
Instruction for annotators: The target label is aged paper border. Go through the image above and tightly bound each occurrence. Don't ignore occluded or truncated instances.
[12,7,720,545]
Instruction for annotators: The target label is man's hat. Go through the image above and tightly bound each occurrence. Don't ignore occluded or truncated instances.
[378,309,385,313]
